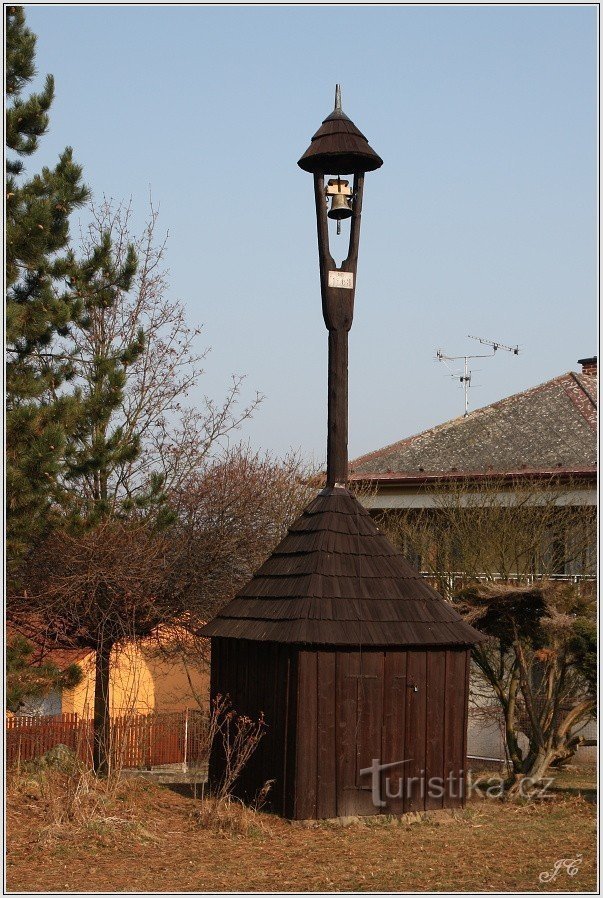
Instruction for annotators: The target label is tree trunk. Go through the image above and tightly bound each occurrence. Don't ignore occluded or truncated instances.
[93,639,113,776]
[506,747,557,794]
[503,665,524,772]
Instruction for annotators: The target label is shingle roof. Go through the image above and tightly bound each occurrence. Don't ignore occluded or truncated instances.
[201,488,482,647]
[350,371,597,481]
[297,88,383,175]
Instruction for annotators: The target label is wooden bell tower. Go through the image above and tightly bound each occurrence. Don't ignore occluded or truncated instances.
[202,87,483,819]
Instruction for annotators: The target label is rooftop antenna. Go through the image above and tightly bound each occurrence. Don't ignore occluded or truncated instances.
[435,335,520,417]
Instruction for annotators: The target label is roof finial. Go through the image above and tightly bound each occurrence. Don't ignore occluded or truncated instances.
[334,84,342,112]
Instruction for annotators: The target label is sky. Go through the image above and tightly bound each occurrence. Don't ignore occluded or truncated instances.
[24,4,598,467]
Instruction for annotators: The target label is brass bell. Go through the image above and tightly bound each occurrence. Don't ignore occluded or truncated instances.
[326,178,353,221]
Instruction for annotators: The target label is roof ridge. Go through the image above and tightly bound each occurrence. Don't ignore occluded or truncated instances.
[569,370,597,406]
[351,371,578,470]
[562,371,597,431]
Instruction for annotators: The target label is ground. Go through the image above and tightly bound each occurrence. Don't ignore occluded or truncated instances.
[6,769,596,893]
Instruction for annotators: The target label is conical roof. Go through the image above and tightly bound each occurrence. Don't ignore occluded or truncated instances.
[201,488,483,646]
[298,86,383,175]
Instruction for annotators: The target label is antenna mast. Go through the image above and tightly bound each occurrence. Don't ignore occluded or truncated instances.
[435,335,520,417]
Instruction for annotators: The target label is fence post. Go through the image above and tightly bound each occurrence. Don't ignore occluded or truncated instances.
[146,715,152,770]
[183,708,189,770]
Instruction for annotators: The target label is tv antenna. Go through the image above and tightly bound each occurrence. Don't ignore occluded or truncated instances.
[435,335,520,417]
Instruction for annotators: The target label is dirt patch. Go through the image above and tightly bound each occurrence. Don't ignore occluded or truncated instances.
[6,775,596,892]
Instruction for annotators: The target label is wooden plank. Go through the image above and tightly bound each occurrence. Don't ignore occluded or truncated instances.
[404,650,427,813]
[258,642,277,805]
[461,650,471,808]
[238,640,256,802]
[294,650,318,820]
[425,651,446,810]
[283,648,298,819]
[316,652,337,819]
[443,649,466,808]
[268,644,286,814]
[208,638,223,790]
[335,650,357,817]
[382,651,407,815]
[354,652,384,816]
[209,637,220,704]
[256,640,271,802]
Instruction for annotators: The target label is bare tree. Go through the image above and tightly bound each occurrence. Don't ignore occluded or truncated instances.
[9,448,314,773]
[166,445,315,624]
[378,475,595,594]
[8,197,269,773]
[457,581,595,785]
[378,476,596,783]
[9,519,172,774]
[55,197,261,520]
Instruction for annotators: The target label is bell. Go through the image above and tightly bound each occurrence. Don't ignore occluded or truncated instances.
[326,178,353,221]
[328,192,353,220]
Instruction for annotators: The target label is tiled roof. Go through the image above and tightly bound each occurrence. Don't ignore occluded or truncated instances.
[350,371,597,481]
[201,488,483,647]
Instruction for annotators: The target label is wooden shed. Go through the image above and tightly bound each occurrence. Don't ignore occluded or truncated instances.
[202,486,483,820]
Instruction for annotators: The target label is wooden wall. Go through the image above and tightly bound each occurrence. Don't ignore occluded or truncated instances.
[209,638,298,817]
[210,639,470,820]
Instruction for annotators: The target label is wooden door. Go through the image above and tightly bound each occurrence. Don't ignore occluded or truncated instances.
[336,650,413,817]
[335,651,383,817]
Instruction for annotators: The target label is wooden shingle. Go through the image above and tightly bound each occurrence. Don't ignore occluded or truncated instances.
[297,104,383,175]
[201,487,483,647]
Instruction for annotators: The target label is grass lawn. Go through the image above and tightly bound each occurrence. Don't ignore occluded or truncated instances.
[6,771,597,893]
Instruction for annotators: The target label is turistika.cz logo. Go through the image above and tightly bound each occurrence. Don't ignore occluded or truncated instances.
[359,758,554,808]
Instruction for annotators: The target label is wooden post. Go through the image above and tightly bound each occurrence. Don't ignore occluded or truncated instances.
[313,172,365,488]
[327,329,348,486]
[146,715,152,770]
[183,708,189,770]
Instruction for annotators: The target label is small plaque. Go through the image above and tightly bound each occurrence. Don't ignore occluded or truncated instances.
[328,270,354,290]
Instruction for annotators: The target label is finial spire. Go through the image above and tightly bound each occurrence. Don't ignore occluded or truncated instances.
[334,84,342,112]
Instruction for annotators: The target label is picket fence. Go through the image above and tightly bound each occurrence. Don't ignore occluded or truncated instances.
[6,709,209,771]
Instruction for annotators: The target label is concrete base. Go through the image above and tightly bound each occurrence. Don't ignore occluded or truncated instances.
[289,808,466,828]
[120,762,208,788]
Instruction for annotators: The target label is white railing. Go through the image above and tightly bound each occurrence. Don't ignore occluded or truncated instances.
[421,571,596,597]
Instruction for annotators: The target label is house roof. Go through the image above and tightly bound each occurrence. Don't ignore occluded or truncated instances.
[201,487,483,647]
[350,371,597,483]
[6,621,201,671]
[6,623,91,670]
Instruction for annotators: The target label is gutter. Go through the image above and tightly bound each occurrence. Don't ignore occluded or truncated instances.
[348,468,597,487]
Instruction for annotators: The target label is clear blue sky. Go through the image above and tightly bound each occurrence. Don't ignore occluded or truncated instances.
[25,4,598,465]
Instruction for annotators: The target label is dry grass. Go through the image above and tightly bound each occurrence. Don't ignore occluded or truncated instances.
[6,771,597,893]
[193,796,270,837]
[6,760,159,843]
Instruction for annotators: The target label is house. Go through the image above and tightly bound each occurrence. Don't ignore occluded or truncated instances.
[7,626,210,718]
[349,357,597,583]
[349,357,597,764]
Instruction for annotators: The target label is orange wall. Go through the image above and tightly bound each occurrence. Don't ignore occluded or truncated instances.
[61,641,209,717]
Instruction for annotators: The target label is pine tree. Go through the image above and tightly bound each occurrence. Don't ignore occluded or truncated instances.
[62,228,141,525]
[6,6,89,571]
[6,635,83,714]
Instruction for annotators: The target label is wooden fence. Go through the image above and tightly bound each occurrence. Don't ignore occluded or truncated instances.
[6,710,209,771]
